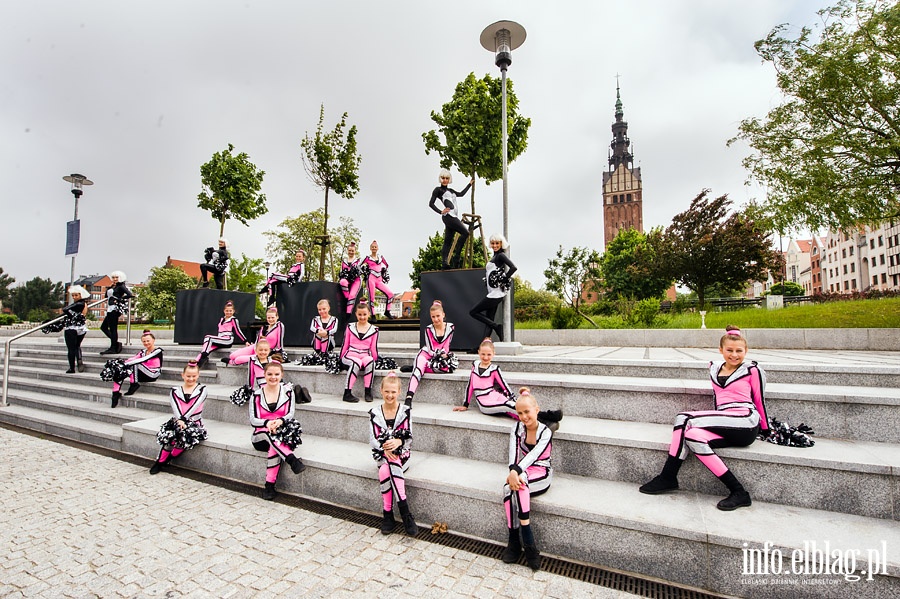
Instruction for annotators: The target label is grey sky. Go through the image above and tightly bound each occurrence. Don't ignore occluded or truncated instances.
[1,0,825,292]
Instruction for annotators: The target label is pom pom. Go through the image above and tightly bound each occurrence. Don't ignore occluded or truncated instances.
[42,320,65,334]
[109,296,130,313]
[100,359,131,383]
[358,262,371,280]
[230,385,252,406]
[488,270,511,292]
[156,417,207,450]
[271,417,303,449]
[428,351,458,373]
[339,265,360,281]
[156,418,178,446]
[374,356,398,370]
[324,352,343,375]
[382,268,390,284]
[372,425,411,461]
[759,417,815,448]
[298,351,329,366]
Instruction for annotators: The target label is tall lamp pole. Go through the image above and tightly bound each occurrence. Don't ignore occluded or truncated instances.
[480,20,526,343]
[62,173,93,289]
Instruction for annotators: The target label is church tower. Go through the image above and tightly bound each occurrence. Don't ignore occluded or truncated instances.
[602,84,643,248]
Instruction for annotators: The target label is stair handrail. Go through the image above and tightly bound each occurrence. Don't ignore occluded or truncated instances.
[2,297,108,407]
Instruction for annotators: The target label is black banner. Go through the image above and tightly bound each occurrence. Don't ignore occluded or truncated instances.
[174,289,257,344]
[275,281,347,347]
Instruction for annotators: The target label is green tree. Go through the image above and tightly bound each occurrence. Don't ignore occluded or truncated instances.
[264,209,360,282]
[729,0,900,231]
[0,267,15,305]
[543,246,603,328]
[768,281,805,296]
[227,254,267,317]
[133,266,197,324]
[10,277,65,321]
[409,230,486,291]
[600,228,672,300]
[512,276,562,322]
[197,143,268,236]
[300,105,361,280]
[660,190,783,308]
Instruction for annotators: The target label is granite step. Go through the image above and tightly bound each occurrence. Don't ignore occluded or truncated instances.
[0,404,123,449]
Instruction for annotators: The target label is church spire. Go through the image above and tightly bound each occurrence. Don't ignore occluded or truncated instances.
[609,82,633,170]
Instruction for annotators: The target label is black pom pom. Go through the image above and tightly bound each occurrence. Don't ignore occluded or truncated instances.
[374,356,398,370]
[324,352,342,375]
[428,351,458,373]
[271,417,303,449]
[230,385,252,406]
[488,270,511,292]
[100,359,131,383]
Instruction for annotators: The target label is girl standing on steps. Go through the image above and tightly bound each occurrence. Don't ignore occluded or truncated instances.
[99,271,132,355]
[368,372,417,536]
[454,338,563,431]
[339,303,379,403]
[62,285,89,374]
[249,360,306,500]
[639,326,770,511]
[227,306,285,364]
[110,330,163,408]
[150,360,207,475]
[402,300,455,405]
[339,243,363,315]
[502,387,553,572]
[362,240,395,319]
[196,300,249,367]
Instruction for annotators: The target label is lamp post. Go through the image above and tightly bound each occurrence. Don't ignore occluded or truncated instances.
[62,173,93,289]
[480,20,525,344]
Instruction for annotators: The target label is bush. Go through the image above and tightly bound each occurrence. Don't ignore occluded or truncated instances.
[632,298,662,327]
[26,308,52,323]
[0,313,17,325]
[550,306,583,329]
[767,281,804,296]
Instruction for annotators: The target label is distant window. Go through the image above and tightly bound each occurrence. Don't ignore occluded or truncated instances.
[870,239,875,249]
[844,281,849,290]
[851,279,857,289]
[873,276,878,285]
[882,273,887,284]
[842,249,847,259]
[881,255,885,265]
[878,236,883,247]
[850,246,854,256]
[626,193,632,201]
[843,265,848,274]
[851,263,855,273]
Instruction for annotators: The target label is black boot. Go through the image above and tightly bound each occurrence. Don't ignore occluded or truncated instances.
[76,359,85,373]
[501,528,522,564]
[149,461,164,475]
[717,471,752,511]
[111,391,122,408]
[494,324,503,340]
[124,383,140,396]
[262,482,277,501]
[364,388,374,402]
[397,500,418,536]
[342,388,360,403]
[404,392,414,407]
[639,455,682,495]
[537,409,563,432]
[197,353,209,368]
[380,510,396,535]
[286,454,306,474]
[383,310,395,320]
[100,347,115,355]
[523,544,542,571]
[116,342,123,354]
[65,367,76,374]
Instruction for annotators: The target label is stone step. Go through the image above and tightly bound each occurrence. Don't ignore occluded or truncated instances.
[117,416,900,597]
[5,388,160,426]
[0,404,123,449]
[8,355,219,383]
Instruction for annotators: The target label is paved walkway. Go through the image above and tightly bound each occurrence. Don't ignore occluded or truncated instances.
[0,427,639,599]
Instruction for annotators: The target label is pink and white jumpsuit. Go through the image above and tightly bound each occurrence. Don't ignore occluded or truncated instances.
[368,403,412,512]
[504,421,553,529]
[310,315,338,353]
[362,254,394,315]
[196,317,248,361]
[265,262,304,303]
[340,323,379,393]
[465,360,517,419]
[249,383,298,484]
[228,321,285,363]
[231,355,268,390]
[667,360,769,477]
[340,257,363,314]
[406,323,455,400]
[157,384,208,465]
[113,347,164,393]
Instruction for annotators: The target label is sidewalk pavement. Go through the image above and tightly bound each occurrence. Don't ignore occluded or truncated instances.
[0,427,639,599]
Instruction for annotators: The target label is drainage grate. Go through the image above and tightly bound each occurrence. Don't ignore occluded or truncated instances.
[3,424,728,599]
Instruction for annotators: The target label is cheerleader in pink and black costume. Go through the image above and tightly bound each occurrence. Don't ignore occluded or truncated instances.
[362,240,395,319]
[196,300,248,367]
[233,339,271,388]
[261,249,305,307]
[403,300,454,405]
[339,242,363,315]
[250,360,306,500]
[639,326,769,511]
[369,373,418,536]
[150,361,207,475]
[111,330,163,408]
[340,303,379,403]
[502,388,553,571]
[310,299,339,354]
[227,306,285,364]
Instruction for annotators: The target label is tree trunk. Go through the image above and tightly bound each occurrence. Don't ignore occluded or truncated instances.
[319,186,330,280]
[219,217,225,237]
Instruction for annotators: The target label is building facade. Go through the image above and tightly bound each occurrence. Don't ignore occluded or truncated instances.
[602,85,643,248]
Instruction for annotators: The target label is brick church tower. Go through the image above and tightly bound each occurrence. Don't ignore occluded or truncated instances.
[602,84,643,248]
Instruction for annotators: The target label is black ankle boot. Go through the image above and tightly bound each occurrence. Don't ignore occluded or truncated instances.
[501,528,522,563]
[262,482,277,501]
[342,388,360,403]
[149,461,163,475]
[397,501,418,536]
[523,544,542,571]
[286,454,306,474]
[124,383,140,396]
[717,471,752,511]
[364,388,374,402]
[77,359,85,373]
[380,510,396,535]
[197,353,209,368]
[111,391,122,408]
[639,455,682,495]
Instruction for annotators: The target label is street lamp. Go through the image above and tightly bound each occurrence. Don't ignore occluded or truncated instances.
[480,20,525,344]
[62,173,93,289]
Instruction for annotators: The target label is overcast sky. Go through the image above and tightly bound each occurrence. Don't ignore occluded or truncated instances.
[1,0,826,292]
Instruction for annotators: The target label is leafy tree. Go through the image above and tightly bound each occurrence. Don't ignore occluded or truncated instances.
[543,246,603,328]
[10,277,65,321]
[133,266,197,324]
[264,209,360,281]
[409,230,486,291]
[660,190,783,308]
[512,276,562,322]
[197,143,268,236]
[729,0,900,231]
[0,267,15,306]
[227,253,266,317]
[768,281,805,296]
[300,105,361,280]
[600,228,672,300]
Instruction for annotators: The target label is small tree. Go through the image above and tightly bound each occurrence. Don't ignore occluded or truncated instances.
[227,254,267,317]
[660,190,783,308]
[264,209,360,281]
[543,246,603,328]
[768,281,805,296]
[600,228,672,300]
[133,266,197,324]
[197,143,268,236]
[300,105,361,280]
[0,267,15,308]
[409,230,486,291]
[10,277,65,321]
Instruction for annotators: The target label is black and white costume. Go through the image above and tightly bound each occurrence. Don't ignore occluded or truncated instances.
[100,281,132,353]
[429,180,472,269]
[200,246,230,289]
[62,299,87,372]
[470,248,516,339]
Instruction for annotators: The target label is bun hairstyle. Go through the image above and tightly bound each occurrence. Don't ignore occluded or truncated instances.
[317,298,331,308]
[266,306,278,314]
[224,300,234,308]
[141,329,155,339]
[355,302,371,314]
[517,386,538,406]
[430,300,444,312]
[479,338,495,349]
[265,359,284,373]
[183,359,200,372]
[296,248,307,256]
[381,371,401,390]
[720,325,748,348]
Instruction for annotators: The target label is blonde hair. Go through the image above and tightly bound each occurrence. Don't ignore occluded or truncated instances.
[381,371,401,391]
[317,299,331,309]
[719,325,747,349]
[438,168,452,184]
[430,300,445,313]
[489,234,509,250]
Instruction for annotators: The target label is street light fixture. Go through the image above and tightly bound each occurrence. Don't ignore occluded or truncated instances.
[480,20,525,344]
[62,173,93,291]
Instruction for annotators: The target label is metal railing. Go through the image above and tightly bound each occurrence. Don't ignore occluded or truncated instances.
[2,297,109,407]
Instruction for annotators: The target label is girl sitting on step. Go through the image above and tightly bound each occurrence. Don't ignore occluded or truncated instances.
[310,299,339,355]
[150,360,208,475]
[454,338,563,431]
[502,387,553,572]
[368,372,417,536]
[196,300,249,367]
[402,300,455,405]
[111,330,163,408]
[340,303,380,403]
[639,325,770,511]
[227,306,285,364]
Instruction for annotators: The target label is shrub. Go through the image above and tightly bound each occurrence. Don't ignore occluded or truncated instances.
[550,306,583,329]
[0,313,17,325]
[633,298,662,327]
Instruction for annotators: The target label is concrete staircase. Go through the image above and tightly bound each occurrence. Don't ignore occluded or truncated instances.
[2,337,899,597]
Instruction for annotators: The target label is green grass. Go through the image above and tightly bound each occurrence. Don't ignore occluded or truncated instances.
[514,297,900,329]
